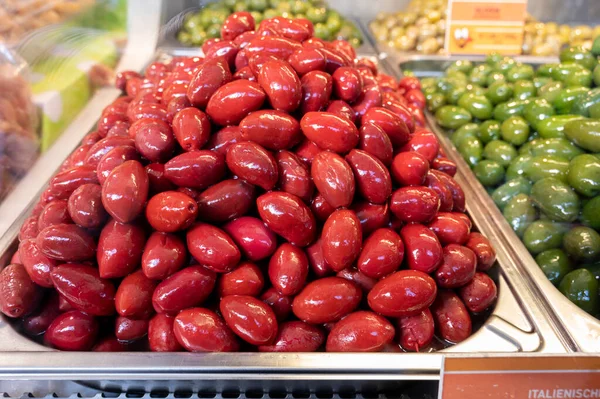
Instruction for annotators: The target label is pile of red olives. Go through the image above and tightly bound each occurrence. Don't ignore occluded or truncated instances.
[0,13,498,353]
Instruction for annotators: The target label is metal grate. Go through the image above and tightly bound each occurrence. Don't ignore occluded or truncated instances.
[0,381,437,399]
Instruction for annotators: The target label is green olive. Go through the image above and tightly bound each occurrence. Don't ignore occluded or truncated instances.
[581,196,600,230]
[559,268,599,314]
[506,154,533,180]
[485,81,513,105]
[513,80,537,101]
[435,105,472,129]
[567,154,600,197]
[474,160,505,187]
[492,177,532,209]
[482,140,518,167]
[536,249,573,286]
[523,220,567,254]
[457,136,483,167]
[524,155,570,183]
[457,93,493,120]
[478,120,502,144]
[451,123,480,147]
[530,177,580,222]
[563,226,600,262]
[503,193,537,237]
[500,116,530,146]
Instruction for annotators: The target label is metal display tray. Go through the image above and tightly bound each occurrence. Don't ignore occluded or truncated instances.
[390,55,600,352]
[0,40,573,391]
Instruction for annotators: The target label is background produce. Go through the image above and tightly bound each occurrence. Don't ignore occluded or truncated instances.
[369,0,600,56]
[424,42,600,318]
[0,14,498,353]
[177,0,363,47]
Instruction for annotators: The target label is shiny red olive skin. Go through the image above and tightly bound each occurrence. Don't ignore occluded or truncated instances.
[352,84,382,120]
[306,238,333,277]
[93,336,131,352]
[172,107,211,151]
[115,316,149,341]
[332,67,363,104]
[248,53,278,76]
[427,211,470,245]
[426,170,453,212]
[391,151,429,186]
[459,272,498,313]
[257,192,316,247]
[245,35,302,60]
[362,107,410,148]
[327,100,356,123]
[432,290,472,344]
[390,186,440,224]
[401,130,440,163]
[115,270,157,319]
[206,80,266,126]
[258,59,302,113]
[37,224,96,262]
[353,201,390,236]
[102,160,149,224]
[146,191,198,232]
[382,101,415,134]
[85,137,135,168]
[311,193,336,222]
[223,216,277,261]
[300,112,359,153]
[148,313,182,352]
[49,165,99,200]
[97,220,146,279]
[358,122,393,166]
[435,244,477,288]
[466,233,497,271]
[205,41,239,70]
[397,308,435,352]
[221,12,255,41]
[226,141,278,190]
[50,264,115,316]
[187,57,232,109]
[295,139,321,165]
[167,96,191,123]
[400,224,444,274]
[292,277,362,323]
[259,17,310,41]
[276,150,314,202]
[187,223,241,273]
[311,151,355,209]
[367,270,437,318]
[432,157,457,177]
[206,126,243,155]
[220,295,278,345]
[164,150,226,190]
[0,264,41,318]
[38,200,71,231]
[288,47,326,76]
[239,110,301,151]
[152,266,216,314]
[68,184,108,228]
[133,118,176,163]
[336,267,377,292]
[174,307,240,352]
[197,179,255,223]
[258,321,324,352]
[218,262,264,297]
[345,149,392,204]
[326,311,394,352]
[22,294,61,336]
[18,239,57,287]
[434,171,466,213]
[322,209,362,272]
[45,311,98,351]
[269,243,309,296]
[357,228,404,279]
[142,232,187,280]
[300,70,333,114]
[260,287,292,321]
[146,163,176,194]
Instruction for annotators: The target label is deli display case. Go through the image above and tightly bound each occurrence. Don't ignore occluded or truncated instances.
[0,0,598,398]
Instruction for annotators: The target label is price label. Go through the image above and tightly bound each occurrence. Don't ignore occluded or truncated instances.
[445,0,528,55]
[440,355,600,399]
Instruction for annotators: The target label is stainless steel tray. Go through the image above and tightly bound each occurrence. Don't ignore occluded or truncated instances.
[389,56,600,353]
[0,43,572,391]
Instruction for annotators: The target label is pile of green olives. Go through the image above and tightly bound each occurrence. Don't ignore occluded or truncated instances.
[423,42,600,318]
[177,0,363,47]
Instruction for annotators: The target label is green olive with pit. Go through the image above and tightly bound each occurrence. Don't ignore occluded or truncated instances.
[457,136,483,167]
[478,120,502,144]
[435,105,472,129]
[492,177,532,209]
[523,220,567,255]
[503,193,537,238]
[559,269,599,314]
[530,177,580,222]
[536,249,573,286]
[524,155,570,183]
[506,154,533,180]
[457,93,493,120]
[567,154,600,197]
[482,140,518,167]
[500,116,530,146]
[473,160,505,187]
